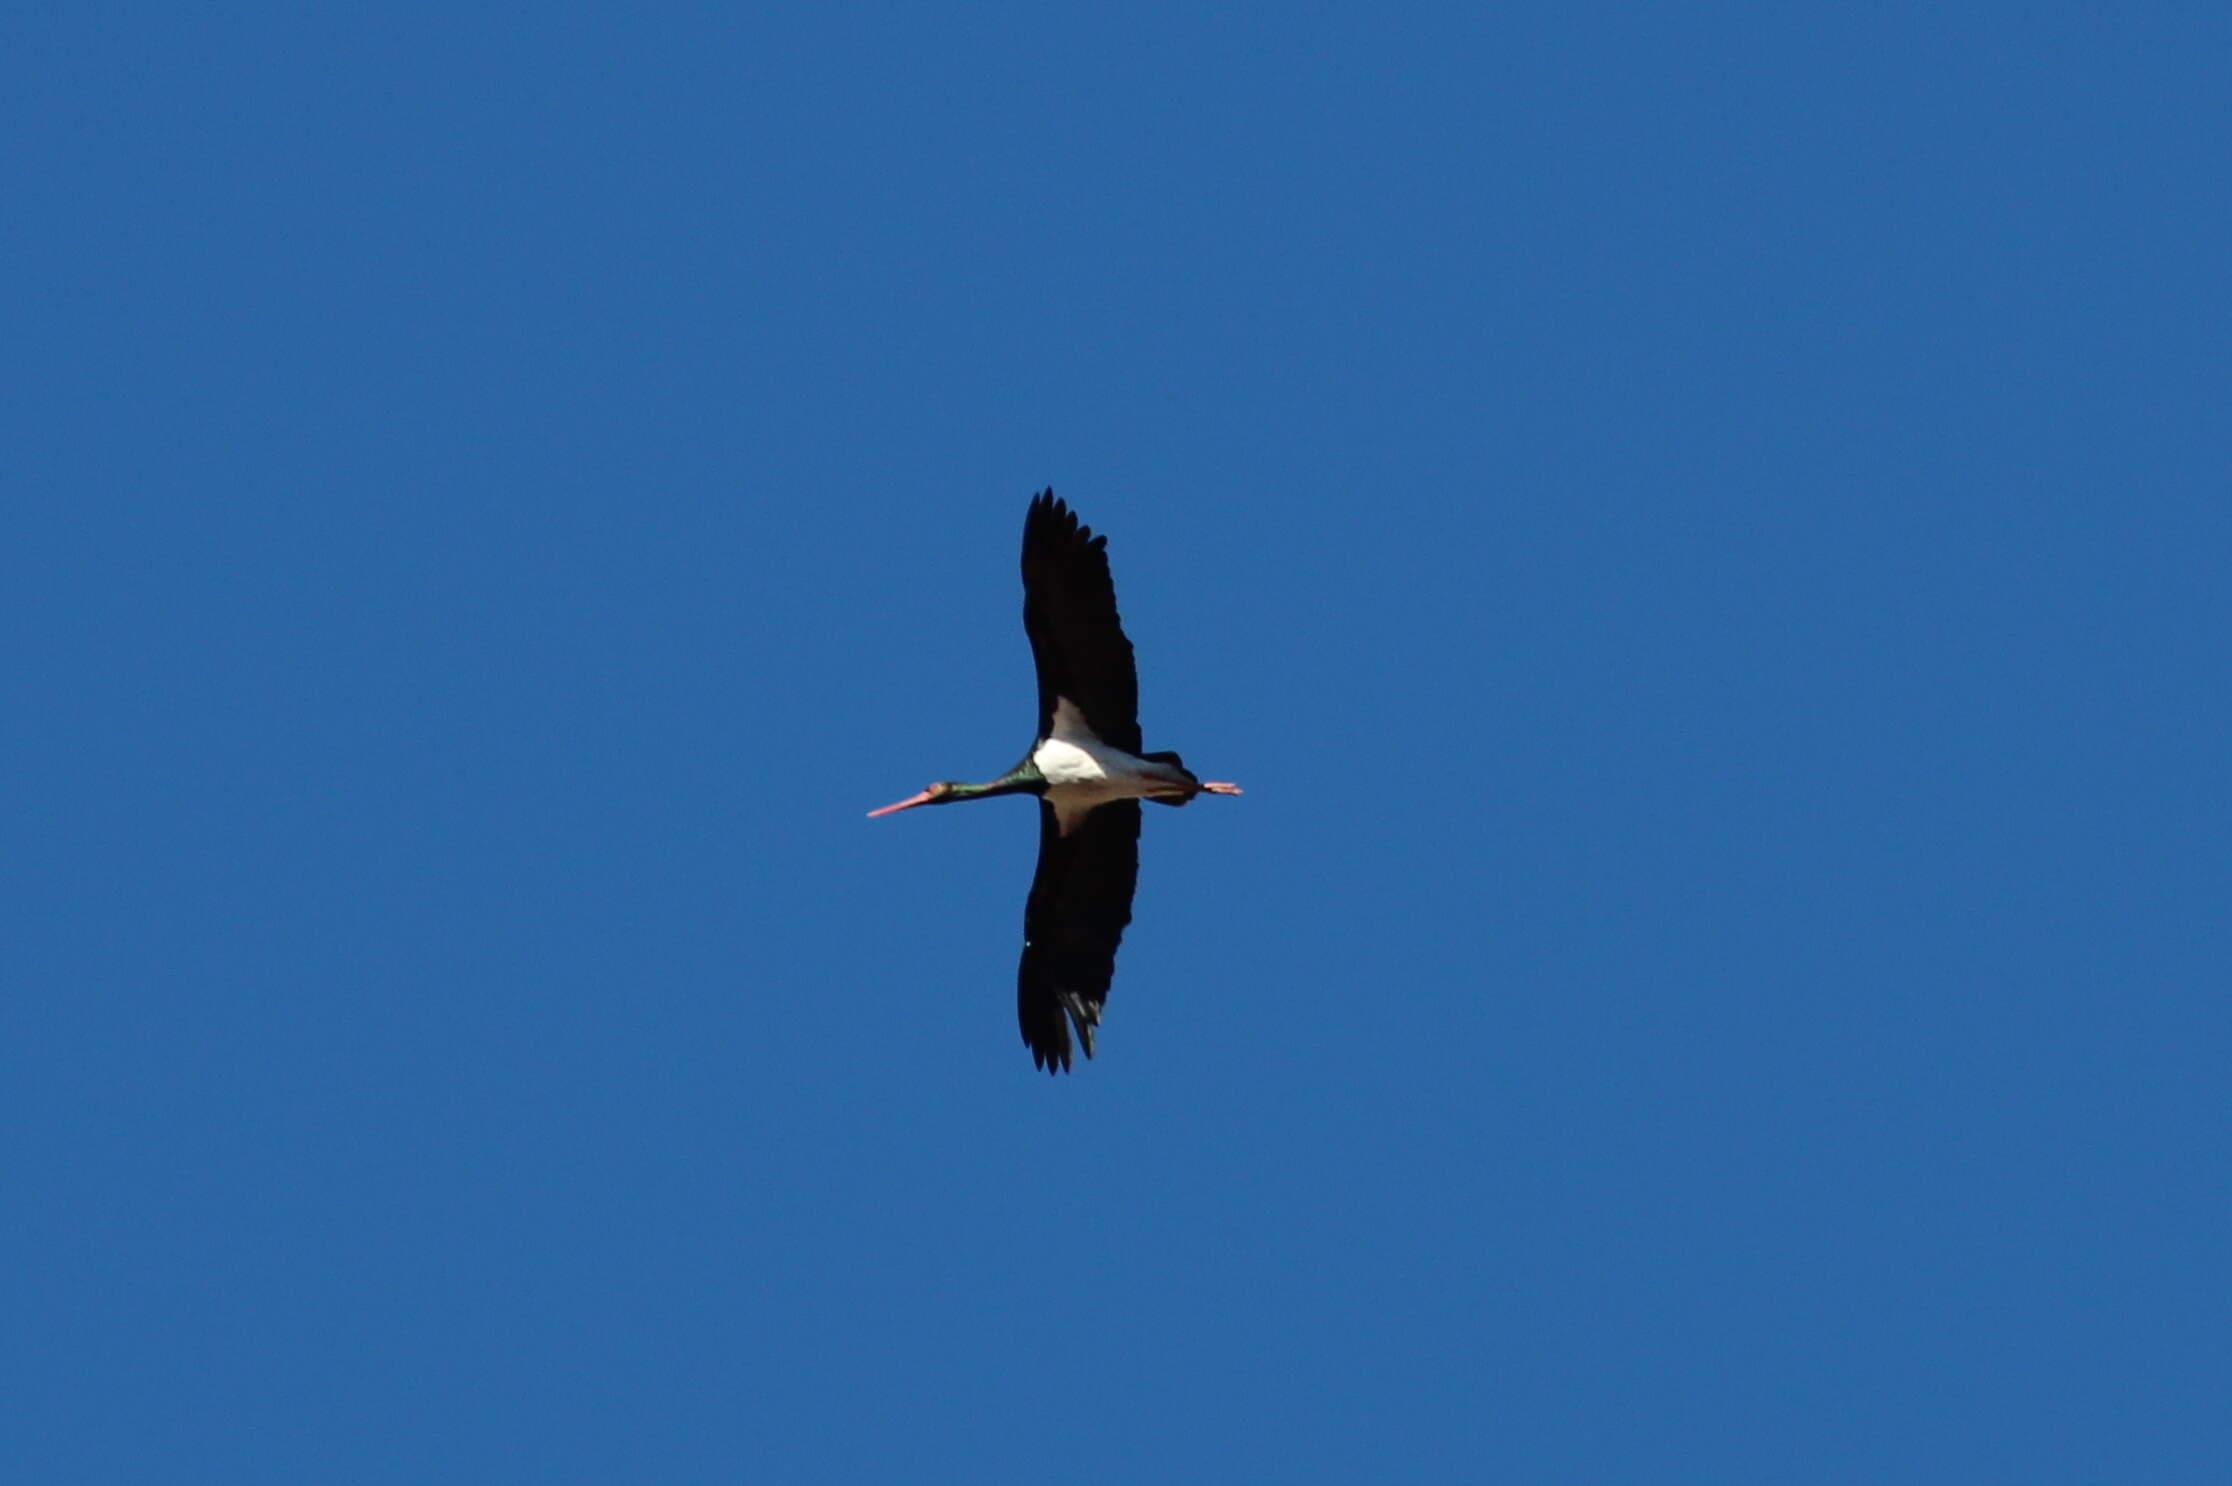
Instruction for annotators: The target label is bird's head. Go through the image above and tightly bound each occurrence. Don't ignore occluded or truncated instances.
[865,781,960,817]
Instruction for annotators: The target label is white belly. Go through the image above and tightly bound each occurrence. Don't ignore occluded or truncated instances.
[1034,698,1193,833]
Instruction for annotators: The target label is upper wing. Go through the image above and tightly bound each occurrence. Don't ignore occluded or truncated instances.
[1016,799,1142,1073]
[1021,490,1142,754]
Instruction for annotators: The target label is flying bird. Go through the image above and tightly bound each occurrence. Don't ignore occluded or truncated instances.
[868,490,1241,1073]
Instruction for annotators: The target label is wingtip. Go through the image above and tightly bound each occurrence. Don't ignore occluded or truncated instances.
[1021,1000,1100,1074]
[1026,487,1082,532]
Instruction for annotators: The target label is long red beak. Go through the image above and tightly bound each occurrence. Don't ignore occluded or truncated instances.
[866,790,937,818]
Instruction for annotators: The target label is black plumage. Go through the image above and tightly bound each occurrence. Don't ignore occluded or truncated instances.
[1017,799,1140,1071]
[1021,491,1141,753]
[1017,493,1145,1070]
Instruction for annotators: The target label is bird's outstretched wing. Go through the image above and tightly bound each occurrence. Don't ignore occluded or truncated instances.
[1021,490,1142,754]
[1017,799,1141,1072]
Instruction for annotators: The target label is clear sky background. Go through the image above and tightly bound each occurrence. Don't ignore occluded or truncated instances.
[6,7,2227,1482]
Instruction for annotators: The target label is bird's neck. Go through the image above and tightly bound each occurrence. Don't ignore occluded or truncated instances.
[946,761,1046,802]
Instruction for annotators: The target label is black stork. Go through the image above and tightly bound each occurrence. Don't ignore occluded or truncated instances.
[868,490,1241,1073]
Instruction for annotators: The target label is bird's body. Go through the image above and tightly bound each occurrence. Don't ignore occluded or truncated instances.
[868,491,1239,1073]
[1032,698,1204,830]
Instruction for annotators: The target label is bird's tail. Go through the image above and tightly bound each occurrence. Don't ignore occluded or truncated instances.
[1141,750,1199,807]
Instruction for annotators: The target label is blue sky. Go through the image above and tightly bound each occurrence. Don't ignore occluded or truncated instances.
[6,6,2228,1481]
